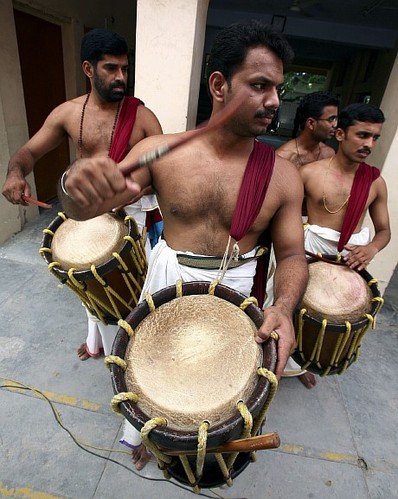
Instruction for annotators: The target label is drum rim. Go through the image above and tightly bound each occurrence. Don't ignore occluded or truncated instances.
[296,255,381,332]
[40,210,141,279]
[110,280,277,451]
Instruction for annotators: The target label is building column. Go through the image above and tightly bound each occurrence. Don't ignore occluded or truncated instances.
[0,0,38,244]
[367,49,398,294]
[134,0,209,133]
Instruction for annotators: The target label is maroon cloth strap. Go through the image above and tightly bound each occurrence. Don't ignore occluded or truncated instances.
[337,162,380,252]
[109,96,142,162]
[109,97,163,232]
[230,141,275,304]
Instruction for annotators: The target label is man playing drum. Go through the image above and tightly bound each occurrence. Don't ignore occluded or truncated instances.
[269,92,340,388]
[59,20,309,470]
[300,103,391,270]
[1,28,163,361]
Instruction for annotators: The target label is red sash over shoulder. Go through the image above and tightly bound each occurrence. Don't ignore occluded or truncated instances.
[337,162,380,252]
[109,96,142,162]
[230,140,275,305]
[109,96,163,246]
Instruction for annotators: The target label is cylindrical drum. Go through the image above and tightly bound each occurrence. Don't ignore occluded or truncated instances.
[107,281,278,490]
[292,256,383,376]
[40,211,147,324]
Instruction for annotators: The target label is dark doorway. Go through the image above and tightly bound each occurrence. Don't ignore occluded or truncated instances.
[14,9,70,202]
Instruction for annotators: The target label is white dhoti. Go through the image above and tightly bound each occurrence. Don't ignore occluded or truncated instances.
[84,196,160,359]
[304,224,371,255]
[141,239,258,298]
[120,238,259,449]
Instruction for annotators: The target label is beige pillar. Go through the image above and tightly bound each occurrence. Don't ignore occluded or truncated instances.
[0,0,38,244]
[366,52,398,294]
[134,0,209,133]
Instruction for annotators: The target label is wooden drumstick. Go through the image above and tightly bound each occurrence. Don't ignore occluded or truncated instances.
[305,250,345,266]
[119,89,249,178]
[158,432,280,456]
[21,194,52,209]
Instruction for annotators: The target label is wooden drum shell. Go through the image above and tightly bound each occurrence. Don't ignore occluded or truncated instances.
[110,281,278,487]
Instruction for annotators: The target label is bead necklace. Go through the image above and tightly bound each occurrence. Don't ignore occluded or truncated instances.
[78,92,122,158]
[295,137,321,167]
[322,157,351,214]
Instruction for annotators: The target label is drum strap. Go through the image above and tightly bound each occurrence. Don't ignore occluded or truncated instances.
[109,96,143,162]
[176,246,268,270]
[337,162,380,252]
[230,140,275,305]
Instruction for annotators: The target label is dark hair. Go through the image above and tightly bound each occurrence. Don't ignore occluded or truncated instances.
[80,28,128,65]
[293,91,340,135]
[338,103,385,132]
[206,20,294,84]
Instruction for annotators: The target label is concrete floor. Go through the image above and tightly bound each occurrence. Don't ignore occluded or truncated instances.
[1,201,397,499]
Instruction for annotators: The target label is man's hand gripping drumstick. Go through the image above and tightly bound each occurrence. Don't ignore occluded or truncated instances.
[59,89,249,220]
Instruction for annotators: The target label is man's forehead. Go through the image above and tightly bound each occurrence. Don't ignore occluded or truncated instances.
[237,46,284,81]
[100,54,128,64]
[349,120,383,132]
[320,105,338,116]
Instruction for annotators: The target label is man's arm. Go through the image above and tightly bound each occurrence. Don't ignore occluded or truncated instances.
[344,177,391,270]
[59,136,162,220]
[2,104,69,204]
[256,160,308,378]
[137,106,163,139]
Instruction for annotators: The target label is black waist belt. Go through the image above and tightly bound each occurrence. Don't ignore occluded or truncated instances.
[176,247,268,270]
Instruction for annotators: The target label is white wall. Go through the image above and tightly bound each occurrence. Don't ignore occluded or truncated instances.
[366,51,398,294]
[134,0,209,133]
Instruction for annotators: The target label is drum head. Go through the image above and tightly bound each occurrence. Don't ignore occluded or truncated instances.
[111,281,276,450]
[301,261,372,324]
[51,213,128,270]
[125,294,263,431]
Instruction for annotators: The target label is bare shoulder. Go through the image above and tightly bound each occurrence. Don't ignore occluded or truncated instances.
[320,142,336,159]
[299,158,328,182]
[45,96,84,124]
[275,139,296,160]
[120,131,182,165]
[132,104,163,139]
[273,154,303,194]
[136,104,160,123]
[374,173,388,193]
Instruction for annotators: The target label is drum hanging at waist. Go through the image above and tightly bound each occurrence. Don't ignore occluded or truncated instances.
[39,211,147,324]
[106,280,279,492]
[292,255,384,376]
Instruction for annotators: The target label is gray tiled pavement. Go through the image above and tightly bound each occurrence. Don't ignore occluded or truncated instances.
[0,202,397,499]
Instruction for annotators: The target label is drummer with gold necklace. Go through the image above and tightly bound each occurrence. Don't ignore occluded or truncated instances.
[300,102,391,268]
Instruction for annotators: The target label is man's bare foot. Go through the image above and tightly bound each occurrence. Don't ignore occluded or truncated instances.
[132,443,152,470]
[298,371,317,389]
[77,343,90,361]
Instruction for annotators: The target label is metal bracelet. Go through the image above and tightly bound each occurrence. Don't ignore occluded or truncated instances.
[60,170,72,198]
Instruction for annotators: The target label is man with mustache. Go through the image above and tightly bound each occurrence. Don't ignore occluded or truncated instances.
[267,92,340,389]
[58,20,309,469]
[2,28,163,360]
[300,103,390,270]
[277,92,340,169]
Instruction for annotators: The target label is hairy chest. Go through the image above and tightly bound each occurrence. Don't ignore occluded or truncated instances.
[69,105,131,157]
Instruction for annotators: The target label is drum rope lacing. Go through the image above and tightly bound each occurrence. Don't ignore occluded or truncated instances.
[295,290,384,376]
[40,214,147,324]
[105,280,279,493]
